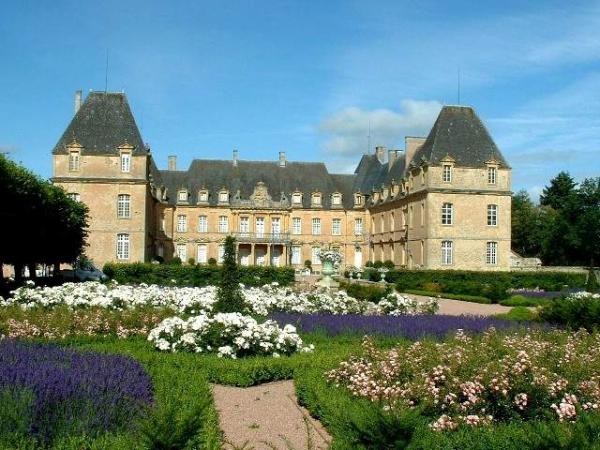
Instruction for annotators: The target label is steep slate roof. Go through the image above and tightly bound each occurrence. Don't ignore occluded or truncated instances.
[159,160,357,209]
[52,92,148,156]
[411,105,509,168]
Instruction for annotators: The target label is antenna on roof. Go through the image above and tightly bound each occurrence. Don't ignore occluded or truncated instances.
[457,67,461,105]
[104,49,109,93]
[367,119,372,154]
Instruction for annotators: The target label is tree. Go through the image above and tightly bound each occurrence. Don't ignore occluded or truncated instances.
[511,190,542,257]
[540,171,577,210]
[214,236,246,313]
[576,177,600,266]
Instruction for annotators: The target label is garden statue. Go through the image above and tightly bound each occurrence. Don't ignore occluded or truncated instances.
[316,249,342,289]
[378,267,389,283]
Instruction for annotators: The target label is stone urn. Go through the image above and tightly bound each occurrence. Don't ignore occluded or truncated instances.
[316,250,342,289]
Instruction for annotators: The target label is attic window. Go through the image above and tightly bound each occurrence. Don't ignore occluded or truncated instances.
[178,190,188,202]
[292,192,302,205]
[311,192,322,206]
[218,190,229,203]
[488,166,497,184]
[120,152,131,173]
[354,194,363,206]
[442,165,452,182]
[198,190,208,203]
[331,193,342,206]
[68,151,80,172]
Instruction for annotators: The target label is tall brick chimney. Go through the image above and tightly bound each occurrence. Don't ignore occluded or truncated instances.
[405,137,426,166]
[74,90,82,114]
[388,150,399,170]
[168,155,177,171]
[375,146,386,163]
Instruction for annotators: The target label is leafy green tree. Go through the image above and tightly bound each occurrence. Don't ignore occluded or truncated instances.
[511,190,543,257]
[576,177,600,266]
[214,236,245,313]
[540,171,577,210]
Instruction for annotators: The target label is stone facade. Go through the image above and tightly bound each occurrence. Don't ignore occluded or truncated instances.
[52,92,511,271]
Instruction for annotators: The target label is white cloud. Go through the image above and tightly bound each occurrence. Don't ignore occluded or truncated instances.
[317,99,441,157]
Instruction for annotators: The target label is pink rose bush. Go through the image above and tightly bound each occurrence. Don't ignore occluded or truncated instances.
[327,328,600,431]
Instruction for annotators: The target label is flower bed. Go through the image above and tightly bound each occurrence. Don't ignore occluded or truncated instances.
[147,312,313,358]
[327,328,600,431]
[0,339,153,445]
[270,313,520,339]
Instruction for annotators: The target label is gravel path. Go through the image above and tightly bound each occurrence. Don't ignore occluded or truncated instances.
[405,293,514,316]
[213,380,331,450]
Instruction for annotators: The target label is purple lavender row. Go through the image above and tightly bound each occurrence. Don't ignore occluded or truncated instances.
[270,313,540,339]
[0,340,153,443]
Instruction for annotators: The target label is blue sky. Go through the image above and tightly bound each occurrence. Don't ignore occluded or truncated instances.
[1,0,600,200]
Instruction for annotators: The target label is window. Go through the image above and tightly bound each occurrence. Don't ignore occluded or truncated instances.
[486,242,498,265]
[332,193,342,206]
[157,243,164,258]
[332,218,341,235]
[219,191,229,203]
[218,244,225,263]
[159,213,165,231]
[198,215,208,233]
[441,241,453,265]
[255,217,265,237]
[120,153,131,173]
[197,244,207,263]
[312,218,321,235]
[354,194,363,206]
[312,193,321,206]
[354,218,363,235]
[176,244,187,262]
[177,215,187,232]
[487,205,498,226]
[239,216,249,234]
[441,203,453,225]
[272,217,281,236]
[311,246,320,265]
[218,216,229,233]
[292,217,301,235]
[68,151,80,171]
[443,165,452,182]
[68,193,80,202]
[117,194,131,218]
[292,193,302,205]
[178,190,188,202]
[291,246,301,264]
[116,234,130,260]
[488,167,497,184]
[198,191,208,203]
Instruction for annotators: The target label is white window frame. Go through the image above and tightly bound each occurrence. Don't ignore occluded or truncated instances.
[354,194,363,206]
[332,194,341,206]
[488,166,497,184]
[116,233,130,260]
[332,218,342,235]
[198,191,208,202]
[292,193,302,205]
[441,203,453,226]
[486,241,498,265]
[354,218,363,235]
[291,246,301,265]
[178,190,188,202]
[218,191,229,203]
[239,216,249,234]
[255,217,265,237]
[218,216,229,233]
[68,193,80,202]
[120,152,131,173]
[441,240,453,265]
[197,244,207,264]
[442,165,452,182]
[311,218,321,235]
[487,204,498,226]
[311,246,321,265]
[176,244,187,262]
[311,194,322,206]
[68,151,80,172]
[177,215,187,233]
[272,217,281,236]
[198,215,208,233]
[218,244,225,263]
[292,217,301,235]
[117,194,131,218]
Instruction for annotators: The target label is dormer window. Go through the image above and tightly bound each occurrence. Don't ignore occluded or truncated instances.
[292,192,303,205]
[198,190,208,203]
[488,166,497,184]
[120,152,131,173]
[68,150,80,172]
[354,194,363,206]
[443,165,452,182]
[218,189,229,203]
[178,189,188,203]
[311,192,322,207]
[331,193,342,206]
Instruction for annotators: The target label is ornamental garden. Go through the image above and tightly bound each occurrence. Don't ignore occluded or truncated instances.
[1,236,600,449]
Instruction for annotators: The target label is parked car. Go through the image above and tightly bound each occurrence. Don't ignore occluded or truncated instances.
[62,265,108,282]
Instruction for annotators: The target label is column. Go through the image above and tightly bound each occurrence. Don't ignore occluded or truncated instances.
[266,244,271,267]
[251,243,255,266]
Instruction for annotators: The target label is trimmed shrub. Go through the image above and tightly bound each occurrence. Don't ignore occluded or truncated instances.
[214,236,245,313]
[586,268,599,293]
[102,263,295,287]
[341,282,390,304]
[404,290,492,304]
[538,293,600,330]
[499,295,548,307]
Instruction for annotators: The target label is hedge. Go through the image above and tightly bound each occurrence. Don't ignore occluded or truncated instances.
[102,263,295,287]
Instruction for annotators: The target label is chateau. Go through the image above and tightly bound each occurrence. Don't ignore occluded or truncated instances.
[52,91,511,271]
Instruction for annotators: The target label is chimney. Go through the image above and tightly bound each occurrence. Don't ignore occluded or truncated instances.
[388,150,397,170]
[168,155,177,171]
[233,149,239,167]
[375,146,386,163]
[405,137,426,167]
[279,151,286,167]
[74,90,82,114]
